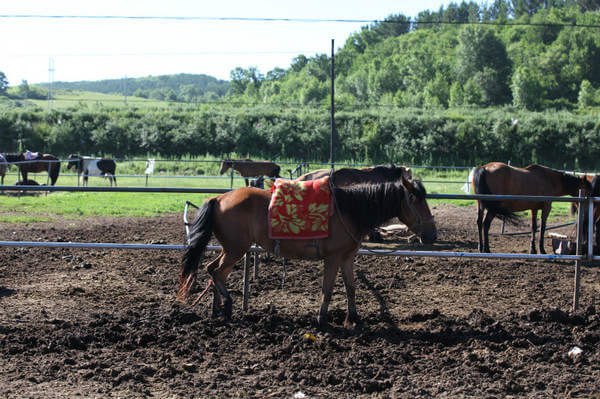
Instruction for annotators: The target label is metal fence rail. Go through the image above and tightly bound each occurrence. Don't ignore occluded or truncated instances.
[0,185,597,311]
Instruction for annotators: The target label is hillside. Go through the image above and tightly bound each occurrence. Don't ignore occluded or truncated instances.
[38,73,230,103]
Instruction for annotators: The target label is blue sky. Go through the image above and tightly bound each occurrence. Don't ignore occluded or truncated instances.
[2,0,453,85]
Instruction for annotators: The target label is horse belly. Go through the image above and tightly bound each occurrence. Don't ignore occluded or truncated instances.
[86,162,103,176]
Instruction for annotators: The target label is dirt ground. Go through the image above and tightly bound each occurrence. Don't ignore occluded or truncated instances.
[1,201,600,398]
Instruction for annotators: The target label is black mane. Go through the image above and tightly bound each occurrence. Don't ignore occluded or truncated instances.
[333,181,410,234]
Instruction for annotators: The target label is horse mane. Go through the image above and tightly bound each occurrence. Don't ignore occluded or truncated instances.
[333,181,417,233]
[560,170,589,195]
[592,175,600,197]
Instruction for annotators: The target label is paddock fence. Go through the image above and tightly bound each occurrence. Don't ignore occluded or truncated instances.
[0,184,597,312]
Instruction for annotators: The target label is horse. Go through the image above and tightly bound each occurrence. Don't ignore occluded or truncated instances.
[219,159,281,186]
[66,154,117,187]
[471,162,591,254]
[0,153,7,186]
[296,164,414,241]
[296,164,412,184]
[4,152,61,186]
[177,176,437,329]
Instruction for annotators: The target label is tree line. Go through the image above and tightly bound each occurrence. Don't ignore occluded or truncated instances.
[0,105,598,170]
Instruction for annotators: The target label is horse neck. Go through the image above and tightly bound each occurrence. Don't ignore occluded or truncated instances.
[334,183,403,233]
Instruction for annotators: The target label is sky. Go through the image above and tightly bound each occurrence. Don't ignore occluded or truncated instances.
[1,0,453,85]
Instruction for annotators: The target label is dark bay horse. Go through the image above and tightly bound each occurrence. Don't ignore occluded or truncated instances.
[4,152,61,185]
[67,154,117,187]
[296,164,412,184]
[296,164,414,241]
[0,154,7,185]
[178,177,437,329]
[219,159,281,186]
[471,162,591,254]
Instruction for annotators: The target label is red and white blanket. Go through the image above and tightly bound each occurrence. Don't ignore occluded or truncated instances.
[268,177,331,239]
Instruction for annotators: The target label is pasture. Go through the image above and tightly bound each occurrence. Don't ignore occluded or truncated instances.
[0,164,599,397]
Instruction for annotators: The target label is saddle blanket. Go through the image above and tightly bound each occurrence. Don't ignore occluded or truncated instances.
[24,150,39,160]
[268,176,331,239]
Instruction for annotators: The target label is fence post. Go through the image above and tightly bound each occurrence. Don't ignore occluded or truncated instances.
[573,188,585,311]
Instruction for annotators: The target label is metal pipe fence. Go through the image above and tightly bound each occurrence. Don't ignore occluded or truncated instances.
[0,185,597,310]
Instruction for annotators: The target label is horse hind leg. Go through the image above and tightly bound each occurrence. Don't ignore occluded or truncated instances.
[339,257,361,329]
[208,250,247,318]
[529,209,538,254]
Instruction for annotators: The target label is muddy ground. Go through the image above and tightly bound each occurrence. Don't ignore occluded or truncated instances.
[1,202,600,398]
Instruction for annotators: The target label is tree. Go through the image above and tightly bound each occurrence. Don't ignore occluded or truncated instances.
[455,25,512,105]
[0,72,8,96]
[578,79,596,107]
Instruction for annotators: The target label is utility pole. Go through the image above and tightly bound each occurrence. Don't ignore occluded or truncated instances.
[47,58,54,110]
[330,39,335,170]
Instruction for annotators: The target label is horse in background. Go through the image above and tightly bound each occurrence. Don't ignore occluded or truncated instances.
[178,178,437,329]
[296,164,415,242]
[219,159,281,186]
[0,153,7,186]
[296,164,412,184]
[4,152,61,185]
[471,162,591,254]
[67,154,117,187]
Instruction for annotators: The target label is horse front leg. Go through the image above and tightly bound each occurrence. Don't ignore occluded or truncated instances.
[529,209,538,254]
[340,256,361,328]
[317,258,341,329]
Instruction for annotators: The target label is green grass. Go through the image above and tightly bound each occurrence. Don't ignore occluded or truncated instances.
[26,89,170,109]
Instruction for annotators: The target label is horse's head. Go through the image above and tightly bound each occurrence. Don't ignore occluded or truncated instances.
[66,154,81,171]
[219,160,232,175]
[399,176,437,244]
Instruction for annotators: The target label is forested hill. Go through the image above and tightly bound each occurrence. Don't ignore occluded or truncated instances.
[226,0,600,111]
[42,73,230,102]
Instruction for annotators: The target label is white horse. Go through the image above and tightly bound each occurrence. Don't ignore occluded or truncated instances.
[67,154,117,187]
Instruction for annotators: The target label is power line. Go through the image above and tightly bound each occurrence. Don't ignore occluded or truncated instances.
[1,14,599,28]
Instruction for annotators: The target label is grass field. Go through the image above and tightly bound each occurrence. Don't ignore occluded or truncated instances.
[0,163,575,223]
[26,89,170,109]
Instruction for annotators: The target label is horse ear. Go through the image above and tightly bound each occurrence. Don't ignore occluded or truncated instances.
[401,175,414,193]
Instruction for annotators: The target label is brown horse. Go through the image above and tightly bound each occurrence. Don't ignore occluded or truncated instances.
[219,158,281,186]
[296,164,412,184]
[4,152,61,186]
[296,164,413,241]
[178,177,437,329]
[471,162,591,254]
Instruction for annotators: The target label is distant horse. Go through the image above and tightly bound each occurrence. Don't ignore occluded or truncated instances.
[471,162,591,254]
[219,159,281,186]
[4,152,61,186]
[0,153,7,186]
[296,164,414,241]
[67,154,117,187]
[177,177,437,329]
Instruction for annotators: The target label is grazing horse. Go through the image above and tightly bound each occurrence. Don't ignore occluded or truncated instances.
[177,177,437,329]
[67,154,117,187]
[219,158,281,186]
[296,164,414,241]
[471,162,591,254]
[4,152,61,186]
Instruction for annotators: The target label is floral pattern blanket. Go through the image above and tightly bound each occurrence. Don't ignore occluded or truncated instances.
[268,176,331,239]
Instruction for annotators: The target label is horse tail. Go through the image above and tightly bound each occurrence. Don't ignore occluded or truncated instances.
[177,198,216,301]
[49,161,60,185]
[471,166,519,224]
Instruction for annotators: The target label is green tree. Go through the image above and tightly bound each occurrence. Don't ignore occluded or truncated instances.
[455,25,512,105]
[0,72,8,96]
[578,79,596,107]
